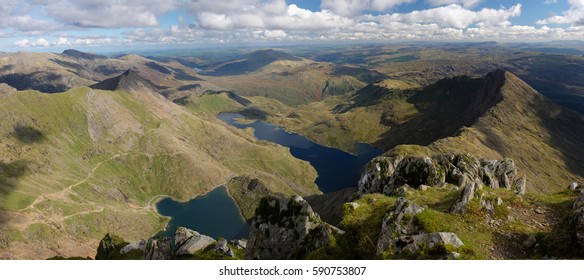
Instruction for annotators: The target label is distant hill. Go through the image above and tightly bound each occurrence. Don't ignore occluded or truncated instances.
[207,49,302,76]
[62,49,107,60]
[90,69,159,94]
[380,70,584,193]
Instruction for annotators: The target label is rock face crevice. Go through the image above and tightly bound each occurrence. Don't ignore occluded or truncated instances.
[245,196,333,260]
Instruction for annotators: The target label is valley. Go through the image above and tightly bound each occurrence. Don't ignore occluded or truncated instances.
[1,43,584,260]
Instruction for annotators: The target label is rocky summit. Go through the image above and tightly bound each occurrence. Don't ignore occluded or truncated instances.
[245,196,334,260]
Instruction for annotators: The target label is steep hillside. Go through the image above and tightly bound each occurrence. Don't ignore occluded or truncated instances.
[385,70,584,193]
[0,74,318,259]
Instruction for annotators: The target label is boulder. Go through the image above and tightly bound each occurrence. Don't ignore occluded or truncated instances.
[144,237,172,260]
[358,156,403,195]
[387,156,444,193]
[245,195,331,260]
[395,232,465,259]
[569,191,584,250]
[480,159,499,189]
[451,176,482,214]
[515,176,527,196]
[95,233,126,260]
[569,182,579,191]
[495,158,516,189]
[120,239,146,255]
[377,197,425,254]
[174,227,216,256]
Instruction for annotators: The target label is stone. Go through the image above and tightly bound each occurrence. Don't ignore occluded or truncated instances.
[213,240,230,255]
[174,227,216,256]
[448,252,461,260]
[450,176,480,214]
[495,158,516,189]
[346,202,360,210]
[245,195,331,260]
[397,232,465,258]
[496,197,504,206]
[144,237,172,260]
[95,233,125,260]
[419,184,430,191]
[120,239,146,254]
[357,156,403,195]
[569,182,579,191]
[515,176,527,196]
[230,239,247,250]
[535,208,545,214]
[377,197,425,254]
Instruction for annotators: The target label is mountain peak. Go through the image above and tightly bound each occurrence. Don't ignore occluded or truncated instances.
[207,49,302,76]
[90,69,158,94]
[62,49,106,60]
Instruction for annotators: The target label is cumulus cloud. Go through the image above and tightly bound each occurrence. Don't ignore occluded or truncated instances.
[537,0,584,25]
[321,0,415,17]
[427,0,482,8]
[370,4,521,29]
[37,0,176,28]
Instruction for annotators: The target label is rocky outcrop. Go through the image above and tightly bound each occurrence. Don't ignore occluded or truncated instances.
[245,196,332,260]
[570,182,580,191]
[358,153,525,214]
[377,197,425,254]
[395,233,465,258]
[174,227,215,256]
[95,227,244,260]
[375,198,465,259]
[144,237,173,260]
[569,191,584,250]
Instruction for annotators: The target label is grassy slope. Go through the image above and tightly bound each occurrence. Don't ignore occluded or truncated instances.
[0,87,318,259]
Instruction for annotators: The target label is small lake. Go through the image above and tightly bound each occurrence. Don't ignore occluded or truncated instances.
[155,112,382,239]
[156,186,249,239]
[218,112,383,193]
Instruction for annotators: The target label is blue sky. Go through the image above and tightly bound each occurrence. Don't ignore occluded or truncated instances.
[0,0,583,52]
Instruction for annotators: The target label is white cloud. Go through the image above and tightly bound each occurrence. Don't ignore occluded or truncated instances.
[39,0,176,28]
[14,39,31,48]
[321,0,415,17]
[56,37,69,45]
[537,0,584,25]
[34,37,49,47]
[544,0,558,4]
[371,4,521,29]
[427,0,482,8]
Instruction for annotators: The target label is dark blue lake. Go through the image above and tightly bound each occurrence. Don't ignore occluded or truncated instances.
[155,112,382,239]
[156,186,249,239]
[217,112,383,193]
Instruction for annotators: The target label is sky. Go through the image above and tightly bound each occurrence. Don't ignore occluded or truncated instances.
[0,0,583,52]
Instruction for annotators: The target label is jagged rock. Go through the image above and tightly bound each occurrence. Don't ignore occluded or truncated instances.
[448,252,461,260]
[569,182,579,191]
[213,240,230,255]
[174,227,216,256]
[496,197,504,206]
[245,195,331,260]
[495,158,516,189]
[569,191,584,249]
[480,159,500,189]
[230,240,247,250]
[144,237,172,260]
[95,233,125,260]
[358,156,403,195]
[120,239,146,255]
[419,184,429,191]
[451,176,482,214]
[386,156,444,193]
[515,176,527,196]
[480,197,495,214]
[377,198,425,254]
[359,154,524,198]
[395,232,465,259]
